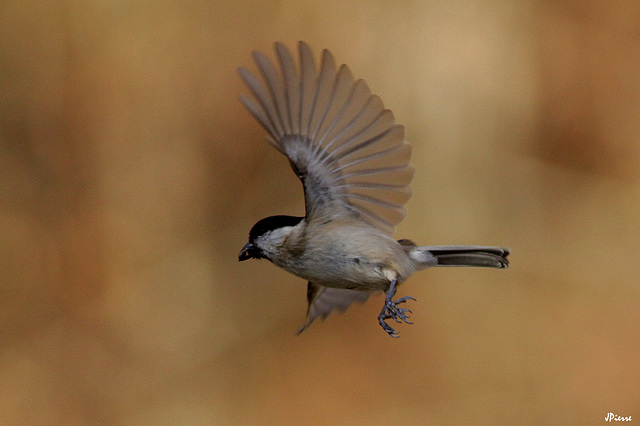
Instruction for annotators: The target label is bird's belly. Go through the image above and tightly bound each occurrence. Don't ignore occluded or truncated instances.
[281,253,393,292]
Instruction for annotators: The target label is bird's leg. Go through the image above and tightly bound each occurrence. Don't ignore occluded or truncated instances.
[378,279,416,338]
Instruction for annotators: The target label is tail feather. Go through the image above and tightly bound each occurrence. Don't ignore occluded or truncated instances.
[418,246,510,269]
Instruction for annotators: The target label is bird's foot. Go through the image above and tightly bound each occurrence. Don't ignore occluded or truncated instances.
[378,296,416,338]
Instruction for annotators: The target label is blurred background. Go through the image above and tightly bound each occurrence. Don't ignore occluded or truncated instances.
[1,0,639,424]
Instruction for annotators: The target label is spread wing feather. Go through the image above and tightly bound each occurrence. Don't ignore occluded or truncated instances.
[297,282,370,334]
[238,41,414,235]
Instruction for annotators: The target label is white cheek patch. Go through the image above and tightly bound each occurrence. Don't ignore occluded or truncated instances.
[267,228,288,244]
[256,226,292,255]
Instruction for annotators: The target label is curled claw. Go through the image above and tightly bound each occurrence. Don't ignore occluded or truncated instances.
[395,296,417,304]
[378,317,400,338]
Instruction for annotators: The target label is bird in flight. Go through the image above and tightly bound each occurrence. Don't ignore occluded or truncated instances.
[238,41,509,337]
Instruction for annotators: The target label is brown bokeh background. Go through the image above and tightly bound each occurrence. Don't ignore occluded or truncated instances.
[1,1,639,424]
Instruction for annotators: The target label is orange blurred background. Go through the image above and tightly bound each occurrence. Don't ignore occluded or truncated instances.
[1,1,639,424]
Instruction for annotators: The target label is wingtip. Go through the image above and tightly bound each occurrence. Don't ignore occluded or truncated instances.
[273,41,288,57]
[236,66,251,80]
[297,40,311,55]
[251,49,269,67]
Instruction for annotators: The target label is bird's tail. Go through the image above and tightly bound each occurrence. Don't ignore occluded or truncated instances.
[418,246,510,269]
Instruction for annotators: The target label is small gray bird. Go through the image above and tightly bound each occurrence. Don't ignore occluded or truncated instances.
[238,41,509,337]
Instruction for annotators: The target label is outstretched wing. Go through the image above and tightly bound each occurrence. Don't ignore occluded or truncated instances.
[297,282,370,334]
[238,41,414,235]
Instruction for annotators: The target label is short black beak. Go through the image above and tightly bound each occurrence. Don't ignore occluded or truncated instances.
[238,242,256,261]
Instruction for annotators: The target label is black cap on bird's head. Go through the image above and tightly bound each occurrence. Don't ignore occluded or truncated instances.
[238,215,304,261]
